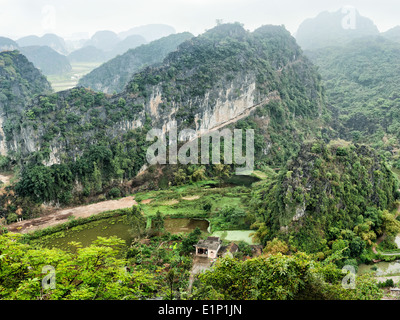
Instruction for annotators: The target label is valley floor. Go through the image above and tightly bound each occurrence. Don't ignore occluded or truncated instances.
[7,196,138,233]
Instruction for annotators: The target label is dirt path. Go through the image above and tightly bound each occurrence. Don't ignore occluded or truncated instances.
[7,196,138,234]
[188,256,212,292]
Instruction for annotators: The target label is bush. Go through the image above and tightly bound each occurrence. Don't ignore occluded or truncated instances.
[378,278,394,288]
[202,200,212,212]
[6,212,18,224]
[109,187,121,199]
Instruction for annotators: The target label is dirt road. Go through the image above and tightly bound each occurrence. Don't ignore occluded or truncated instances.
[188,256,212,292]
[7,196,138,234]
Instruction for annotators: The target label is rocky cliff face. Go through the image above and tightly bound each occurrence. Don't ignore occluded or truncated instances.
[2,24,325,198]
[0,51,52,159]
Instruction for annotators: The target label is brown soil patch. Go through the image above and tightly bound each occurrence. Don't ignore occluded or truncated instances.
[7,196,138,234]
[141,199,153,204]
[182,196,200,201]
[161,200,179,206]
[0,174,12,186]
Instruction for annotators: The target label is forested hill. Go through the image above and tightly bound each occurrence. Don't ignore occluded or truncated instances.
[251,140,399,257]
[78,32,194,94]
[0,52,52,156]
[306,36,400,165]
[3,23,326,209]
[19,45,72,76]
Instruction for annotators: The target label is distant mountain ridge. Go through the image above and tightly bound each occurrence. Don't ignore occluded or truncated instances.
[296,8,379,50]
[118,24,176,42]
[19,45,72,75]
[0,37,19,52]
[382,26,400,42]
[78,32,194,93]
[17,33,68,55]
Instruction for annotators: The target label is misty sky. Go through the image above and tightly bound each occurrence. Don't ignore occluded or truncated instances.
[1,0,399,40]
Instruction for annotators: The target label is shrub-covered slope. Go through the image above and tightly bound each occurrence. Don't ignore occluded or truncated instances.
[252,141,399,254]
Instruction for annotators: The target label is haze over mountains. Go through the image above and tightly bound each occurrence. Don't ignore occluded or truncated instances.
[2,5,400,301]
[295,8,400,162]
[1,9,399,86]
[78,32,194,93]
[0,24,176,77]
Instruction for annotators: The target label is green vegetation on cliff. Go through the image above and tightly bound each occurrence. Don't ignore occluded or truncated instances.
[250,141,400,263]
[79,32,194,94]
[307,37,400,166]
[6,23,325,211]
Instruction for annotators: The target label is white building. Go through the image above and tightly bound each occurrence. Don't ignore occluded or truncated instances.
[194,237,222,259]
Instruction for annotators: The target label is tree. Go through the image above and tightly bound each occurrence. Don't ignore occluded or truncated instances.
[166,268,176,300]
[263,238,289,256]
[191,166,206,182]
[380,210,400,236]
[0,233,157,300]
[173,168,187,186]
[126,205,146,238]
[250,222,269,244]
[181,227,202,254]
[6,212,18,224]
[192,252,383,300]
[213,164,231,186]
[152,210,165,235]
[16,165,55,202]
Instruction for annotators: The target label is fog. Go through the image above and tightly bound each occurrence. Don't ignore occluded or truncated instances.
[1,0,399,40]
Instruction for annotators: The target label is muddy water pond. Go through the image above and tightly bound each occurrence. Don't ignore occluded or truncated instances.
[357,234,400,277]
[163,218,210,234]
[358,261,400,276]
[33,217,209,250]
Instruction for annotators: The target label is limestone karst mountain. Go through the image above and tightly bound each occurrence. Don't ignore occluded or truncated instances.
[296,8,379,50]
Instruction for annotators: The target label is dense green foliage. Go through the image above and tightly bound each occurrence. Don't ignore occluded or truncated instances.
[15,123,152,205]
[0,51,52,113]
[5,23,325,209]
[2,17,400,301]
[250,141,400,259]
[0,231,384,300]
[0,232,158,300]
[307,36,400,163]
[191,253,383,300]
